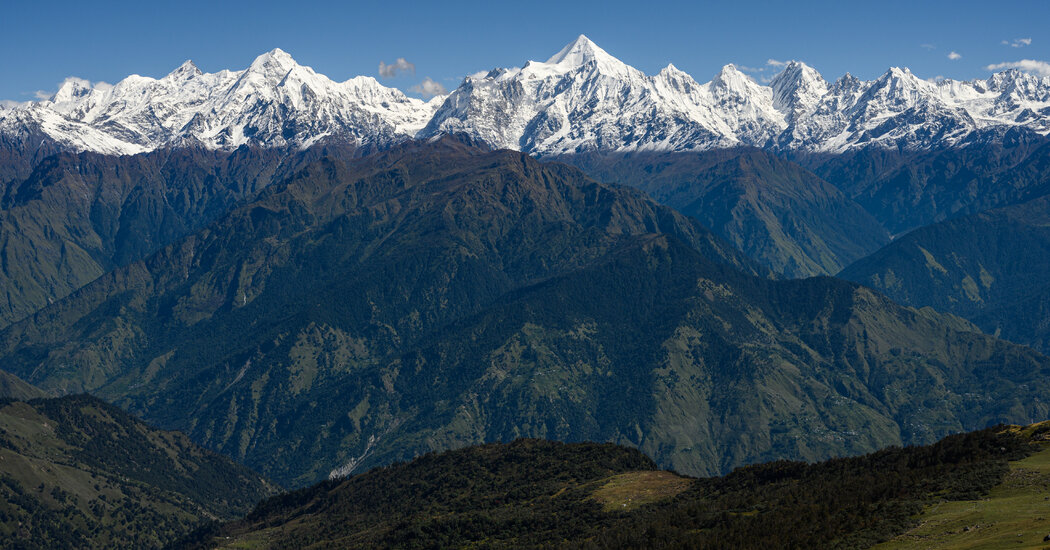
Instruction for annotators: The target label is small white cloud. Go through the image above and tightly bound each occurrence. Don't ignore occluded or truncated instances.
[732,59,791,74]
[921,43,936,50]
[409,77,447,98]
[985,59,1050,77]
[59,76,92,89]
[1003,38,1033,48]
[0,99,30,109]
[948,51,962,60]
[378,57,415,78]
[29,76,98,102]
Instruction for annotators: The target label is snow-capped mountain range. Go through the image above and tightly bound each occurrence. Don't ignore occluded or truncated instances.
[3,35,1049,156]
[0,49,441,155]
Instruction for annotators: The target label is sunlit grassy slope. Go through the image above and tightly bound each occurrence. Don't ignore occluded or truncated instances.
[878,423,1050,550]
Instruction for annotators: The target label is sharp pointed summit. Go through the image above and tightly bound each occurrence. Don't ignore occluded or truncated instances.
[711,64,763,94]
[547,35,604,64]
[769,61,828,122]
[542,34,632,76]
[246,47,301,77]
[770,61,826,91]
[167,60,203,80]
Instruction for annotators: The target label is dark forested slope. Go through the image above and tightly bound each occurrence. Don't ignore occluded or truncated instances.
[179,426,1043,549]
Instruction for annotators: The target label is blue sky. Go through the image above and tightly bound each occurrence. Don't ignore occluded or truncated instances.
[1,0,1048,101]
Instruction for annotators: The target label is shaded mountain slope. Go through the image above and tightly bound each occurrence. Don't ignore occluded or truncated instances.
[0,130,63,195]
[0,369,45,400]
[179,426,1041,549]
[1,140,1048,488]
[559,148,889,276]
[0,138,753,484]
[0,147,285,328]
[0,395,276,549]
[799,132,1050,235]
[0,143,373,329]
[840,193,1050,352]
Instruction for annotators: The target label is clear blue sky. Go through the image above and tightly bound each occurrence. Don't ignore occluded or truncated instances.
[2,0,1048,101]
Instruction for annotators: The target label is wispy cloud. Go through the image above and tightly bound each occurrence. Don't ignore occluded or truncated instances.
[738,59,792,76]
[29,76,109,102]
[0,99,30,108]
[1003,38,1032,48]
[378,58,415,78]
[920,43,936,50]
[985,59,1050,77]
[947,51,962,60]
[410,77,447,98]
[57,76,91,90]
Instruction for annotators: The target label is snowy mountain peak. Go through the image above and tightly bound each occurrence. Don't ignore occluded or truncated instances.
[167,60,203,80]
[546,34,602,65]
[712,64,759,91]
[51,78,93,104]
[882,66,921,83]
[654,63,703,97]
[540,35,632,77]
[769,61,828,121]
[987,68,1036,91]
[771,61,825,88]
[247,48,301,77]
[868,66,930,101]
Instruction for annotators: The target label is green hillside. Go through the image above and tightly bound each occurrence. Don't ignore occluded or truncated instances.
[877,422,1050,550]
[0,394,277,549]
